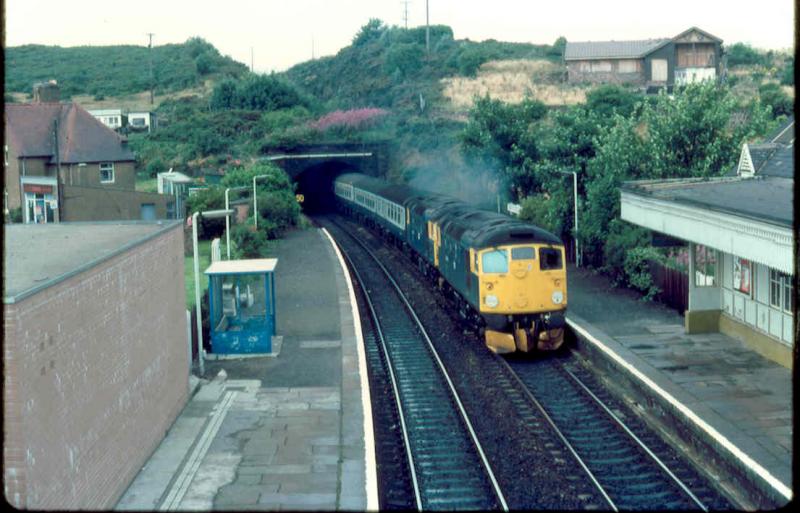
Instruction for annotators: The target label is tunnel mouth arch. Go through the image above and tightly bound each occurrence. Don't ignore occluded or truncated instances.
[292,160,359,214]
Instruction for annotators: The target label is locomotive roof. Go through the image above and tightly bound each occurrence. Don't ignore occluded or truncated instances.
[335,173,562,247]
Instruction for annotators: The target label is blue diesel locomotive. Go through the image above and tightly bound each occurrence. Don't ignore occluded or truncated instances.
[333,172,567,353]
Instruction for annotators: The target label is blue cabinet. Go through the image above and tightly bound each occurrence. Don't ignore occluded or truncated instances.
[205,259,277,354]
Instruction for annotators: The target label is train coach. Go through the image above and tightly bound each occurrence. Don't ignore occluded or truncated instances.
[333,172,567,353]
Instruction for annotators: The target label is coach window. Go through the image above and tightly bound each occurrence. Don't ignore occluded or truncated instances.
[482,249,508,274]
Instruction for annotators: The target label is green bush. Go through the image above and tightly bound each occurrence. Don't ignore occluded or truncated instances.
[758,83,793,118]
[623,246,664,300]
[230,223,270,258]
[726,43,766,67]
[518,194,557,233]
[7,207,23,223]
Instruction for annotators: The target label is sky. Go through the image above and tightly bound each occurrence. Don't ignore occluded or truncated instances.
[4,0,796,73]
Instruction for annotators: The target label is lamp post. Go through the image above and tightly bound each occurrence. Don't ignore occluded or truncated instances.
[252,174,271,229]
[224,186,248,259]
[557,170,580,267]
[192,208,234,376]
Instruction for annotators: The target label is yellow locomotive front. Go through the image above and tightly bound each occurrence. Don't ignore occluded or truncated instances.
[476,243,567,353]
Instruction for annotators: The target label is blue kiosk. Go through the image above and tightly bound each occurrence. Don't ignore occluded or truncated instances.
[205,258,277,354]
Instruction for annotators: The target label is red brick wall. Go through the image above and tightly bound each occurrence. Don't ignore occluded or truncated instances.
[3,224,189,509]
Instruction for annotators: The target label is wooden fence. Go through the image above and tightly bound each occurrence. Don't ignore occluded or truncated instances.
[648,259,688,314]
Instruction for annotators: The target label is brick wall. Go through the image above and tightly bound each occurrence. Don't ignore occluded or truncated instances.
[3,224,189,509]
[62,184,173,221]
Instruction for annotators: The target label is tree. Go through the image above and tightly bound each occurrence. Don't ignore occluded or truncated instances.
[460,94,547,196]
[548,36,567,58]
[726,42,765,67]
[210,79,239,110]
[353,19,386,46]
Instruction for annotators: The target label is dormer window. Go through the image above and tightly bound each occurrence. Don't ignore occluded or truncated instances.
[100,163,115,183]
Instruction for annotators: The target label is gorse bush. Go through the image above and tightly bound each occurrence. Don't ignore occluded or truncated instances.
[5,38,247,98]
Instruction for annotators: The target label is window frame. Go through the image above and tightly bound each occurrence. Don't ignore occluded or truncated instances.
[99,162,115,184]
[693,244,717,287]
[481,249,509,274]
[732,256,752,296]
[770,269,794,313]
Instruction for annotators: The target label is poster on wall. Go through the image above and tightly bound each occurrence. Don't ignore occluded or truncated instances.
[733,257,752,295]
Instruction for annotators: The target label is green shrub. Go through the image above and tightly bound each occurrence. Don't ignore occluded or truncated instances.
[7,207,23,223]
[230,223,269,258]
[623,246,664,300]
[758,82,793,118]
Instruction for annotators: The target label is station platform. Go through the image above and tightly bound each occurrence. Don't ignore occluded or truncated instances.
[116,227,377,510]
[565,266,792,508]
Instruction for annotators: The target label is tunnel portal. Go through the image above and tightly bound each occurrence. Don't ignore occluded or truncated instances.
[266,143,387,214]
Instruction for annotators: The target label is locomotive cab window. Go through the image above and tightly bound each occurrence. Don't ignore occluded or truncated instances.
[482,249,508,274]
[539,248,563,270]
[511,247,535,260]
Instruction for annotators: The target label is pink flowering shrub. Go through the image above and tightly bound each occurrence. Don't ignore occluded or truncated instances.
[309,108,388,132]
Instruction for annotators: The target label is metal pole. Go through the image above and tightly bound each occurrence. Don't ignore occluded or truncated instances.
[252,174,270,229]
[253,176,258,229]
[425,0,430,54]
[192,212,204,376]
[572,172,580,267]
[225,188,231,259]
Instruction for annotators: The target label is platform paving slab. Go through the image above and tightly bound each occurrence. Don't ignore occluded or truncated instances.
[116,228,374,511]
[566,265,792,508]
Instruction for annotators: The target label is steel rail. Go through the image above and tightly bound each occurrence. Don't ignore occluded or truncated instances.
[338,243,423,511]
[560,365,709,512]
[497,357,618,511]
[332,219,508,511]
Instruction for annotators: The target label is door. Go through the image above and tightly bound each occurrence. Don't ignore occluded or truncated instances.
[25,193,55,224]
[651,59,668,82]
[140,203,156,220]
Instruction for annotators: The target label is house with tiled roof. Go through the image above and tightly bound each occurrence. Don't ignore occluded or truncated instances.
[4,82,173,223]
[619,117,795,368]
[564,27,723,89]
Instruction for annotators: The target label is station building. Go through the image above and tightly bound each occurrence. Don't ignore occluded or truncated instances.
[620,118,795,368]
[3,221,190,508]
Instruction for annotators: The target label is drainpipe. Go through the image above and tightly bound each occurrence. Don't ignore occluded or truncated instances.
[53,119,63,222]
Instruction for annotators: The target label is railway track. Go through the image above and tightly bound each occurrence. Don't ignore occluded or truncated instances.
[323,213,734,510]
[323,219,507,510]
[502,354,733,510]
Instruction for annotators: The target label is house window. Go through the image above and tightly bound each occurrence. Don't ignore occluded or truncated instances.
[769,269,793,313]
[693,244,716,287]
[591,61,612,72]
[618,60,637,73]
[651,59,668,81]
[733,256,752,296]
[100,163,115,183]
[131,117,145,127]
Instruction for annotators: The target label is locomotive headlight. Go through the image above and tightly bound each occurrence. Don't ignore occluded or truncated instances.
[485,295,499,308]
[551,290,564,305]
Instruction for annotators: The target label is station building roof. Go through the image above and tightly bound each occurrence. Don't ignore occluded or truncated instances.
[620,119,794,274]
[3,221,181,304]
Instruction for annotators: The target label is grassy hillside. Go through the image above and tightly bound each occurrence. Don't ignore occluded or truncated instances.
[4,38,248,99]
[285,22,562,114]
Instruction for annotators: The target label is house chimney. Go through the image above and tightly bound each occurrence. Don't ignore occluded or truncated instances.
[33,80,60,103]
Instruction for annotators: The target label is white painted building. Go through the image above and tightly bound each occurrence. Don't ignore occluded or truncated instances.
[87,108,125,130]
[620,118,794,368]
[128,111,157,132]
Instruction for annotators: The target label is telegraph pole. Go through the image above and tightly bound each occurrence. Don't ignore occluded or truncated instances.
[147,33,155,104]
[401,0,411,29]
[425,0,430,53]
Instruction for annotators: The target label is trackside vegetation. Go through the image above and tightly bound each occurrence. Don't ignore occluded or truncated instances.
[7,24,791,301]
